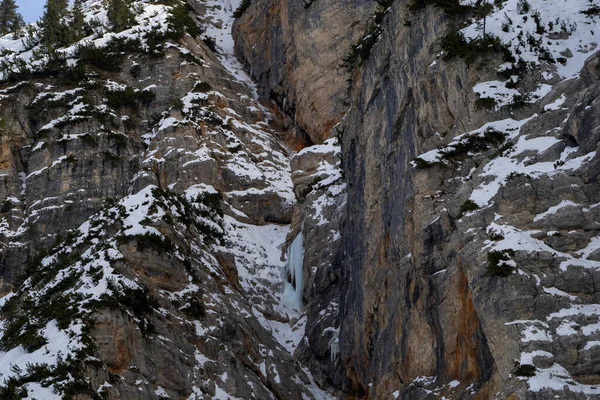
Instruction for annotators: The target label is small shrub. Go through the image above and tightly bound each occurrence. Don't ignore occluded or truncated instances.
[136,89,156,107]
[458,199,479,217]
[144,27,167,57]
[106,87,138,110]
[76,42,124,72]
[118,232,174,253]
[475,96,497,110]
[203,36,219,53]
[517,0,531,15]
[582,6,600,17]
[489,232,504,241]
[486,249,516,277]
[181,295,205,318]
[233,0,251,18]
[514,363,536,377]
[0,199,13,213]
[166,3,200,39]
[106,87,155,110]
[130,63,141,78]
[342,6,388,71]
[202,110,223,125]
[65,154,79,164]
[505,78,519,89]
[193,81,212,92]
[442,31,514,65]
[506,93,531,110]
[441,129,506,161]
[195,191,224,218]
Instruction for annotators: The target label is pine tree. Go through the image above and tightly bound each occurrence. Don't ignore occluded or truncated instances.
[40,0,70,48]
[70,0,85,41]
[0,0,24,36]
[475,0,494,39]
[107,0,134,32]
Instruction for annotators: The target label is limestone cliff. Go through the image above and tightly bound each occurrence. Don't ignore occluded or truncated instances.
[1,0,600,399]
[237,0,600,398]
[233,0,377,144]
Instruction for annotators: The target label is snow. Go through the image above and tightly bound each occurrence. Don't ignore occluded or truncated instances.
[544,94,567,111]
[543,287,578,301]
[577,236,600,259]
[155,386,169,398]
[448,380,460,388]
[120,186,164,237]
[0,320,84,384]
[23,383,61,400]
[462,0,600,80]
[556,320,579,336]
[203,0,260,99]
[582,322,600,336]
[520,350,553,365]
[548,304,600,320]
[583,341,600,351]
[533,200,579,222]
[474,80,520,108]
[469,126,589,207]
[487,220,600,271]
[527,363,600,394]
[296,138,341,157]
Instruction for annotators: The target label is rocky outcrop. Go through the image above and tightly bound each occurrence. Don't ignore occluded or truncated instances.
[232,0,377,144]
[284,135,346,384]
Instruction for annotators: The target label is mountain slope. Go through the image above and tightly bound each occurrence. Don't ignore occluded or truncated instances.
[0,1,331,398]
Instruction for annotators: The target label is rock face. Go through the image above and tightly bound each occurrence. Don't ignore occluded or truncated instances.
[236,0,600,398]
[232,0,376,144]
[1,0,600,399]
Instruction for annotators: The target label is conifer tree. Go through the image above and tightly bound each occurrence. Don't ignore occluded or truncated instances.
[107,0,134,32]
[475,0,494,39]
[40,0,70,48]
[0,0,24,36]
[70,0,85,41]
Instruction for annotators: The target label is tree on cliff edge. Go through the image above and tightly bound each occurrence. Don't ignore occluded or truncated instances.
[40,0,70,48]
[0,0,24,36]
[70,0,86,41]
[108,0,134,32]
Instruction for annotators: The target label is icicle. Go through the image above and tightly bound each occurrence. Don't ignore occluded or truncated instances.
[329,328,340,364]
[282,233,305,311]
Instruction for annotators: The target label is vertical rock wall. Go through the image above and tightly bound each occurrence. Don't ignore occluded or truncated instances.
[233,0,376,144]
[236,0,600,398]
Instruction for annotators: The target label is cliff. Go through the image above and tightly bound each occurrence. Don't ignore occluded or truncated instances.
[236,0,600,398]
[0,0,599,399]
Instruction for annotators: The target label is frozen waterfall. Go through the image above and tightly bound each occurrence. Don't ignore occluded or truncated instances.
[282,233,304,311]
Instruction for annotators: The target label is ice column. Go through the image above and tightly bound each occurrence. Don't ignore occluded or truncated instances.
[282,233,305,311]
